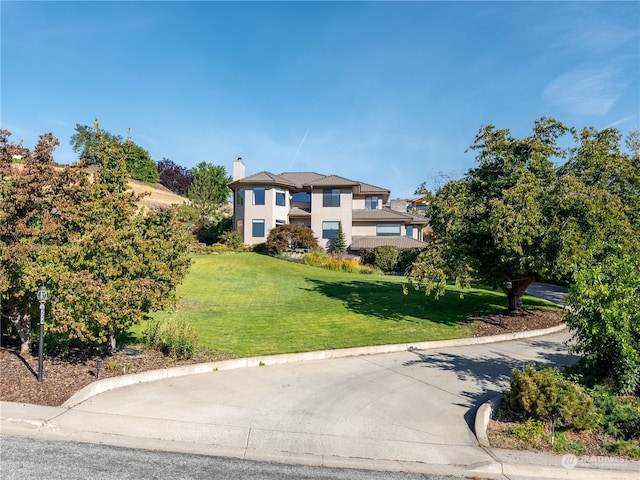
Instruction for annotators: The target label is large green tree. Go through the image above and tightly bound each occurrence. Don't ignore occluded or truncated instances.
[407,118,638,311]
[1,129,192,354]
[70,122,159,184]
[187,162,232,244]
[188,162,231,218]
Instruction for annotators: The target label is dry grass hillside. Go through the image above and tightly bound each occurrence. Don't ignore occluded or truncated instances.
[9,162,188,209]
[127,178,188,209]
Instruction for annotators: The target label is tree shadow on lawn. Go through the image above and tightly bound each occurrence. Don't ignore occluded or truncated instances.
[303,277,553,325]
[402,337,581,434]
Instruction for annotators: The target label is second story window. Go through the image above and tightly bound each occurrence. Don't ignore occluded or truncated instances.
[275,190,286,206]
[406,225,414,237]
[323,189,340,207]
[236,188,244,206]
[292,191,311,203]
[253,187,265,205]
[365,196,379,210]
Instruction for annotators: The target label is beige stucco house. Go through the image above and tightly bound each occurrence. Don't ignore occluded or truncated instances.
[228,158,429,252]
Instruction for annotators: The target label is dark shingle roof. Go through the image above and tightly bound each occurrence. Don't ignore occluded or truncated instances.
[305,174,360,187]
[350,236,428,250]
[288,207,311,217]
[230,171,390,201]
[352,209,430,224]
[228,171,298,188]
[278,172,326,186]
[358,182,390,195]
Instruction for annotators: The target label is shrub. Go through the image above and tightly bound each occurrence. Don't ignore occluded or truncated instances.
[143,318,198,360]
[606,439,640,458]
[303,250,380,274]
[589,385,640,441]
[265,224,319,254]
[251,242,268,254]
[368,245,400,272]
[509,418,545,444]
[220,230,244,250]
[563,254,640,395]
[504,365,598,430]
[397,247,426,272]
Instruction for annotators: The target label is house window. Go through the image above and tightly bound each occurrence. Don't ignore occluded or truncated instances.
[292,191,311,203]
[376,224,401,236]
[322,221,340,239]
[252,219,265,237]
[365,196,379,210]
[253,187,265,205]
[276,219,286,227]
[406,226,414,238]
[236,188,244,206]
[323,189,340,207]
[275,190,286,206]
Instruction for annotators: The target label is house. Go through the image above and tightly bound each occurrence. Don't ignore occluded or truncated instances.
[228,158,429,252]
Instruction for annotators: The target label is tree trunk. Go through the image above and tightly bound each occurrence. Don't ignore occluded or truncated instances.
[506,277,535,311]
[12,311,32,354]
[107,328,117,355]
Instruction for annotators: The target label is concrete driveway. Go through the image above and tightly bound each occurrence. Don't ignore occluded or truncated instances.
[19,330,578,475]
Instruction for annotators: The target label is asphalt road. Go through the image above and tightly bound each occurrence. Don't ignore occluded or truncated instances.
[0,435,463,480]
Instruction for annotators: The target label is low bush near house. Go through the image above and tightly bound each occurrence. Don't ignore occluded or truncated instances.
[220,230,244,250]
[265,224,319,254]
[303,250,380,274]
[365,245,400,272]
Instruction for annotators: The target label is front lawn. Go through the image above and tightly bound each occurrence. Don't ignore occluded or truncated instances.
[146,253,554,357]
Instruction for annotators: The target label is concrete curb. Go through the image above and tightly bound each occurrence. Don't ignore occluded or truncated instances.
[472,389,640,479]
[62,323,567,408]
[475,395,503,448]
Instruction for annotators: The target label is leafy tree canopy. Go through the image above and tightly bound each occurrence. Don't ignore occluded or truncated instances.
[187,161,232,221]
[564,252,640,395]
[157,157,193,196]
[1,129,192,354]
[70,121,159,183]
[407,118,639,311]
[265,224,319,254]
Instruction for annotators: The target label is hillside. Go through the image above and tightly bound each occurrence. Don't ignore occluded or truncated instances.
[9,162,188,209]
[127,178,188,209]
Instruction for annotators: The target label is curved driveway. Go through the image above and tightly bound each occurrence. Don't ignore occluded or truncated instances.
[29,329,579,475]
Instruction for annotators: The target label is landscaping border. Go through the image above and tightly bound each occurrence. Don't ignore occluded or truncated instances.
[63,324,567,408]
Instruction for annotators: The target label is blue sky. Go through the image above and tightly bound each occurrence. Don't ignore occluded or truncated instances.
[2,1,639,199]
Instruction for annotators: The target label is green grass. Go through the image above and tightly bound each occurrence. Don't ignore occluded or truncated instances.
[142,253,555,357]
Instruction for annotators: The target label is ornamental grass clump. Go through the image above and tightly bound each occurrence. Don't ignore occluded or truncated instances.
[143,318,199,360]
[303,250,377,274]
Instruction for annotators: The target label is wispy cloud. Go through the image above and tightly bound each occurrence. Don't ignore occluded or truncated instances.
[543,65,625,116]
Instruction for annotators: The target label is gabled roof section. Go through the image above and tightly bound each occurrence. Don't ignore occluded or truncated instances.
[305,174,360,187]
[352,209,430,225]
[230,169,392,201]
[278,172,325,186]
[350,235,428,250]
[358,181,390,195]
[288,207,311,217]
[228,171,297,189]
